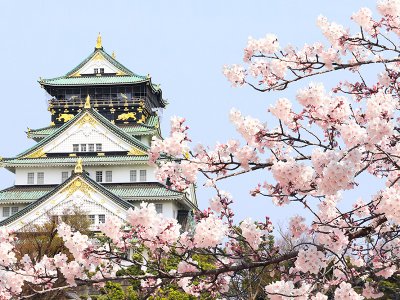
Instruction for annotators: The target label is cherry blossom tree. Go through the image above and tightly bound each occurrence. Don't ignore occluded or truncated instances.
[2,0,400,298]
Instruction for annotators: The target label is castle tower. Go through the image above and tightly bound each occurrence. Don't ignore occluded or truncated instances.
[0,35,197,231]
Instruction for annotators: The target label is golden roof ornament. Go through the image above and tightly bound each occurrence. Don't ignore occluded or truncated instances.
[112,51,116,59]
[84,95,91,108]
[95,32,102,49]
[74,158,83,174]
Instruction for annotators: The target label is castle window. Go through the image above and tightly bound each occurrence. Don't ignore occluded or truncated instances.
[98,214,105,223]
[11,207,19,215]
[105,171,112,182]
[88,144,94,152]
[3,207,10,218]
[155,204,163,214]
[27,172,34,184]
[80,144,87,152]
[130,170,137,182]
[140,170,147,182]
[73,144,79,152]
[88,215,95,224]
[100,68,104,74]
[96,144,102,151]
[62,172,69,182]
[37,172,44,184]
[96,171,103,182]
[94,68,99,74]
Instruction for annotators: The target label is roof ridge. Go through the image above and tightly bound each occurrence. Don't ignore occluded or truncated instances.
[29,125,60,132]
[16,109,86,158]
[99,49,137,77]
[64,50,99,77]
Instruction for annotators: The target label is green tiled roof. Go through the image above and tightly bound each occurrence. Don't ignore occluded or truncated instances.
[17,107,149,159]
[0,186,52,202]
[40,75,148,86]
[105,183,184,199]
[29,115,160,139]
[39,48,161,94]
[3,155,149,168]
[0,183,184,204]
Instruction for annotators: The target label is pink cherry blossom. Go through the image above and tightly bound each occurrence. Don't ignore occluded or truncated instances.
[334,282,364,300]
[239,218,264,250]
[288,215,308,238]
[295,246,327,274]
[194,214,228,248]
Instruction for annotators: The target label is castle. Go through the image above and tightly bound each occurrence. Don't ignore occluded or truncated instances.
[0,34,197,231]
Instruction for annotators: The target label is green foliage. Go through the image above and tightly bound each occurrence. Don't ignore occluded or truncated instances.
[99,250,218,300]
[148,288,195,300]
[16,206,93,263]
[95,282,138,300]
[376,275,400,299]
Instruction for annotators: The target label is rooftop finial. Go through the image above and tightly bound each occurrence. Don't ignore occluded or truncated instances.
[95,32,102,49]
[112,51,116,59]
[84,95,91,108]
[75,158,83,174]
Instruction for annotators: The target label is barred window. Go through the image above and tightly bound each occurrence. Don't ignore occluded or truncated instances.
[88,144,94,152]
[73,144,79,152]
[62,172,69,182]
[37,172,44,184]
[140,170,147,182]
[3,207,10,218]
[155,204,163,214]
[11,207,19,215]
[81,144,87,152]
[98,214,105,223]
[96,144,102,151]
[27,173,34,184]
[105,171,112,183]
[88,215,95,224]
[96,171,103,182]
[130,170,137,182]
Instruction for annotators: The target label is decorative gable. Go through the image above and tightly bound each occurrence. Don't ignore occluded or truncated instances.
[46,114,132,153]
[69,51,125,77]
[4,175,131,232]
[20,109,148,159]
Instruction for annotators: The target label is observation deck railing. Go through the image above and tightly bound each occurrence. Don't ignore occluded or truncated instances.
[48,96,149,109]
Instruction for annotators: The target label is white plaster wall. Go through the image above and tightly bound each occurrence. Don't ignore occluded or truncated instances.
[6,182,129,232]
[85,165,156,183]
[15,165,157,185]
[138,136,151,147]
[79,58,120,75]
[0,204,28,222]
[47,123,131,153]
[0,201,182,223]
[0,200,180,227]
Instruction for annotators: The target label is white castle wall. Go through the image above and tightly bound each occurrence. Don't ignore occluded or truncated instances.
[15,165,157,185]
[46,123,132,154]
[0,199,180,223]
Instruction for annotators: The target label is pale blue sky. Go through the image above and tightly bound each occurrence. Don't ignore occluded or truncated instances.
[0,0,379,225]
